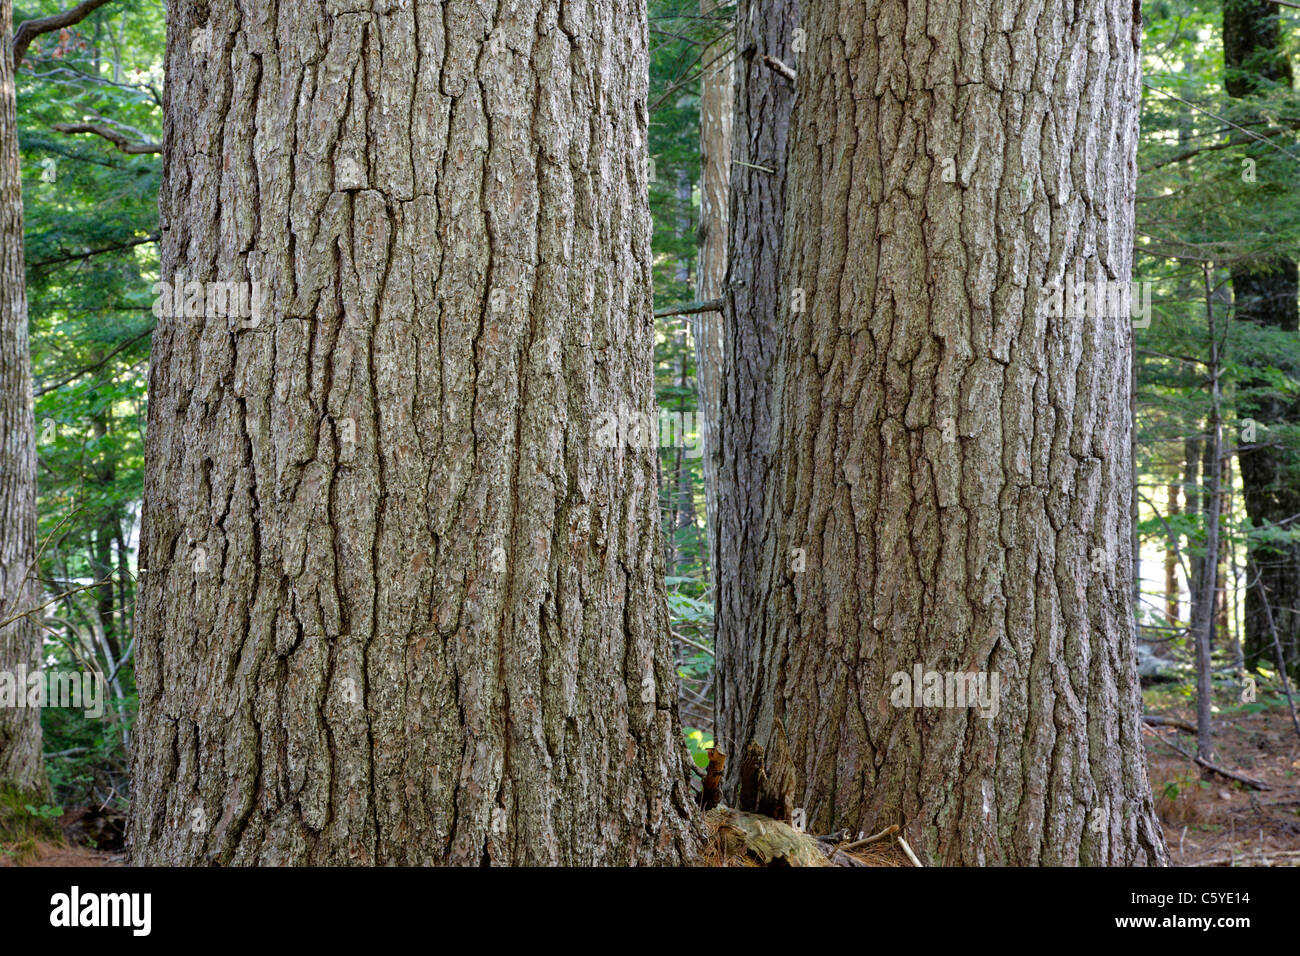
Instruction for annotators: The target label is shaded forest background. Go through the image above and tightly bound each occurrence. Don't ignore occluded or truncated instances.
[4,0,1300,860]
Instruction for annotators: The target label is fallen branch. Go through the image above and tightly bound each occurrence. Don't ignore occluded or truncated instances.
[51,122,161,155]
[895,833,924,867]
[842,824,897,851]
[1143,714,1197,734]
[818,843,869,866]
[1143,725,1271,790]
[1194,848,1300,867]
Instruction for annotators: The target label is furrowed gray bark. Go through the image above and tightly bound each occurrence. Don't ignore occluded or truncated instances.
[0,0,47,800]
[734,0,1168,865]
[130,0,702,866]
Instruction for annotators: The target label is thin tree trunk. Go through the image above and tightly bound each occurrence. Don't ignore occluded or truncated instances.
[91,403,123,664]
[0,0,47,800]
[1226,459,1245,674]
[1194,265,1223,764]
[1216,454,1231,646]
[1185,431,1205,632]
[730,0,1167,864]
[692,0,732,592]
[676,349,698,574]
[130,0,702,865]
[1165,482,1180,624]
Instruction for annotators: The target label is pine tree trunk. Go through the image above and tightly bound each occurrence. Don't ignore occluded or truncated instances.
[730,0,1167,864]
[715,0,797,765]
[0,0,47,800]
[1224,0,1300,681]
[130,0,702,865]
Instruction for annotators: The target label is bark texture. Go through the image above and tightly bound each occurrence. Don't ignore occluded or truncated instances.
[0,0,47,798]
[130,0,702,865]
[731,0,1168,864]
[715,0,796,767]
[1223,0,1300,681]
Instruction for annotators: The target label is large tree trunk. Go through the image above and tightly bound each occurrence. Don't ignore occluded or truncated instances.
[1224,0,1300,681]
[0,0,47,800]
[730,0,1167,864]
[692,0,732,589]
[715,0,797,765]
[130,0,702,865]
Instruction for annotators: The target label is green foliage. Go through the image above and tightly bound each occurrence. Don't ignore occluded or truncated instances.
[23,802,63,821]
[0,785,63,853]
[16,0,159,813]
[1134,0,1300,652]
[9,0,1297,811]
[41,689,134,811]
[649,0,728,588]
[684,728,715,770]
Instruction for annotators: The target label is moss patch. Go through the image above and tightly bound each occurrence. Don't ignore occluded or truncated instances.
[0,785,64,861]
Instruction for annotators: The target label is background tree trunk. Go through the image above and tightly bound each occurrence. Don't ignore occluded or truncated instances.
[715,0,797,766]
[692,0,732,590]
[1194,273,1224,763]
[731,0,1168,864]
[1165,482,1180,624]
[1185,431,1206,630]
[1224,0,1300,681]
[130,0,702,865]
[0,0,47,800]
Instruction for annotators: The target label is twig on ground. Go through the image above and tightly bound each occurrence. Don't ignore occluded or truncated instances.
[1143,714,1197,734]
[842,824,898,851]
[1194,848,1300,867]
[1144,725,1271,790]
[895,833,924,867]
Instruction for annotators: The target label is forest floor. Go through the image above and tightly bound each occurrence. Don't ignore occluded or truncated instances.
[0,805,125,867]
[0,843,121,866]
[1144,691,1300,866]
[4,693,1298,867]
